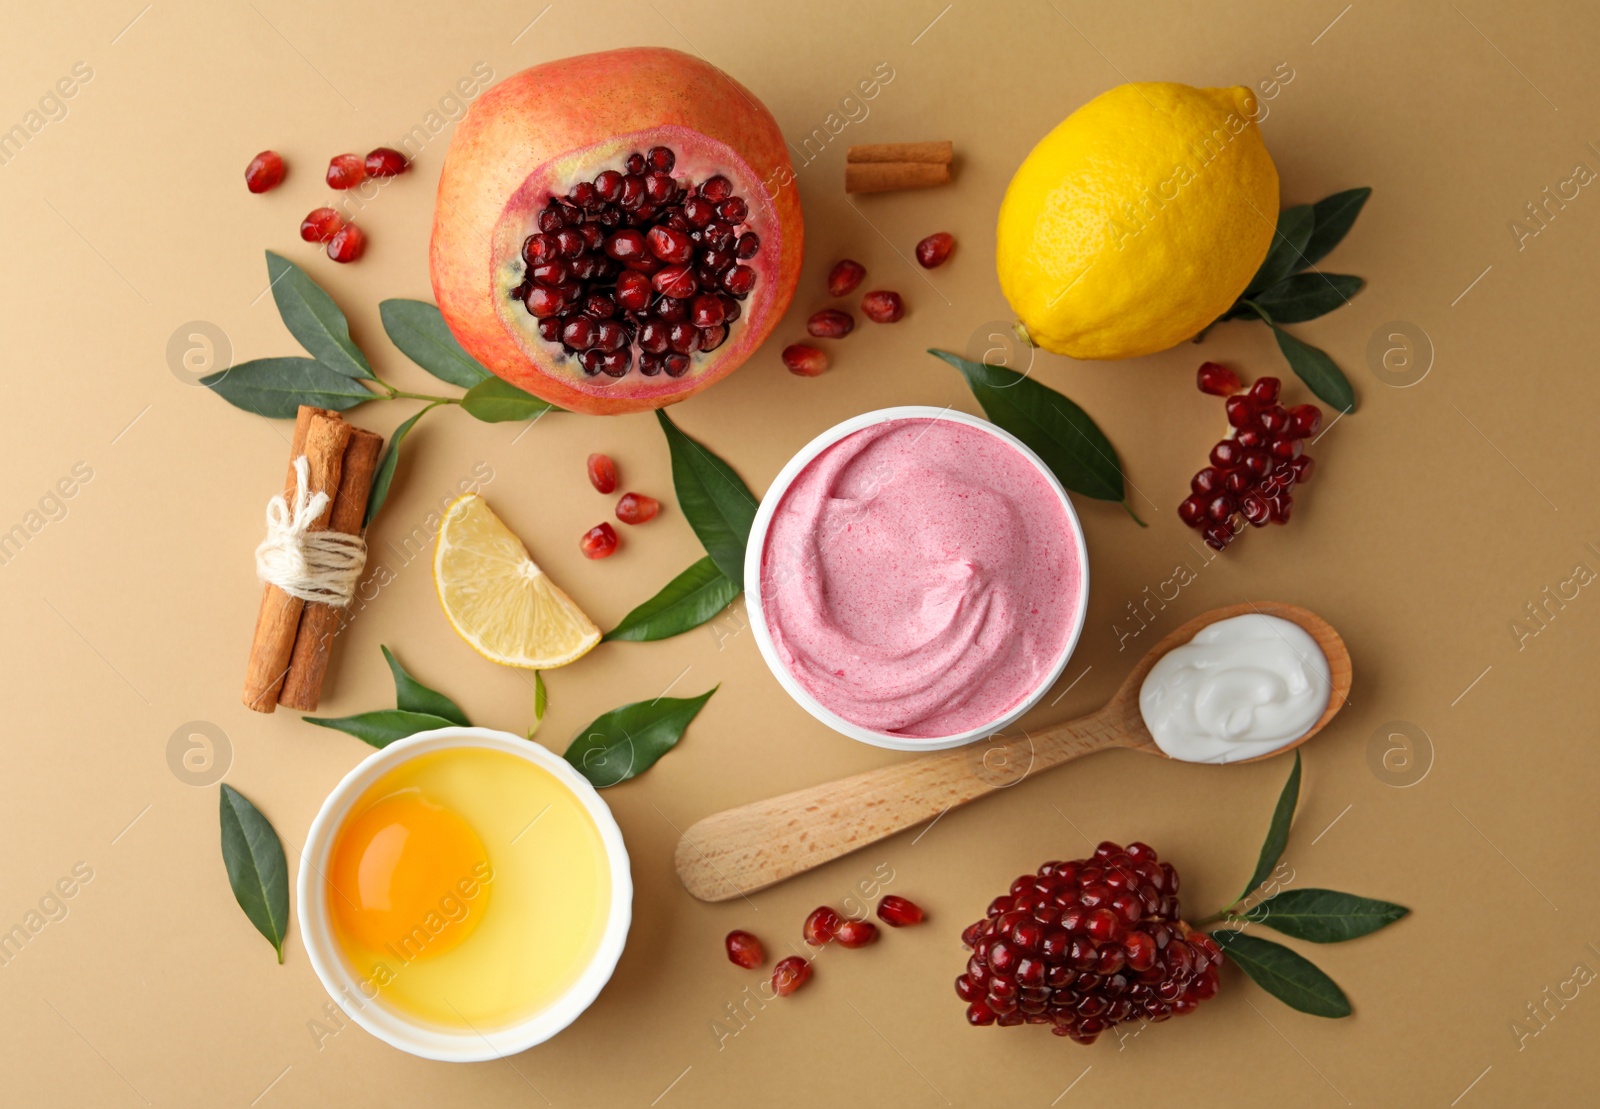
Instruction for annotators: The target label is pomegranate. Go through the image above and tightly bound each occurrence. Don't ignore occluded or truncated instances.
[245,150,285,193]
[430,48,803,416]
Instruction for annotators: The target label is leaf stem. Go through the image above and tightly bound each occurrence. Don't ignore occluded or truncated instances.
[390,390,462,405]
[1121,499,1147,527]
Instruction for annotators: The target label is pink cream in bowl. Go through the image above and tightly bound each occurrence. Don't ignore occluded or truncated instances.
[751,410,1087,747]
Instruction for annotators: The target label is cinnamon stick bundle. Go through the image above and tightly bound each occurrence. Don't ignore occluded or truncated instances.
[845,141,954,194]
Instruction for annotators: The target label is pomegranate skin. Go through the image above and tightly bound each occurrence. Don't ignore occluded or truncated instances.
[430,49,804,416]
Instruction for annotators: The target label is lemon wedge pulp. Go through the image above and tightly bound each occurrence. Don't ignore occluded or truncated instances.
[433,494,601,669]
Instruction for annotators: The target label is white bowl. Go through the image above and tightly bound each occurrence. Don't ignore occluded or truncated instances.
[744,406,1090,752]
[296,727,632,1062]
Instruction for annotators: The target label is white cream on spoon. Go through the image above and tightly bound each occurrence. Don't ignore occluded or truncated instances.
[1138,613,1331,764]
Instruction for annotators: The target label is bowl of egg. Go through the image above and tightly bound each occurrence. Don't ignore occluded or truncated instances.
[297,727,632,1061]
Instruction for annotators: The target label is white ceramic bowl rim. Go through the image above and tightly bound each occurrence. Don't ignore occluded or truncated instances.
[743,406,1091,751]
[296,727,633,1062]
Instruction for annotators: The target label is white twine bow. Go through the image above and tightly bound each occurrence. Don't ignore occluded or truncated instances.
[255,455,367,607]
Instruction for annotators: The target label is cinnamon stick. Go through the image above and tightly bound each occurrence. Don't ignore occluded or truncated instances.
[845,161,951,194]
[846,141,953,165]
[277,427,384,712]
[242,408,352,713]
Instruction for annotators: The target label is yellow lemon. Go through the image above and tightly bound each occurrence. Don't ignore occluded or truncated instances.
[997,82,1279,360]
[433,494,600,669]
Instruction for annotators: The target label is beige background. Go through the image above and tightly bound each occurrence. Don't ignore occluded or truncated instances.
[2,0,1596,1104]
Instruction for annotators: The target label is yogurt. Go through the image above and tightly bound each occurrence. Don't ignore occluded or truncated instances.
[757,417,1083,739]
[1138,614,1330,764]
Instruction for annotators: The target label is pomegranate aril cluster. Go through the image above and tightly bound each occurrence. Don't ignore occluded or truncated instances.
[956,842,1222,1044]
[1180,364,1321,551]
[512,145,760,381]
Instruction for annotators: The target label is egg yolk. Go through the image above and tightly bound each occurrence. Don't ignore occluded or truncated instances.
[328,790,490,960]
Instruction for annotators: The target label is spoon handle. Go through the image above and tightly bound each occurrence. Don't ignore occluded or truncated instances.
[674,709,1129,902]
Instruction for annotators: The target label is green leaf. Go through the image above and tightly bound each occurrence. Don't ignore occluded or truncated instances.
[380,645,469,726]
[363,406,429,527]
[1300,188,1372,270]
[929,350,1132,513]
[1244,204,1315,297]
[564,686,718,788]
[532,671,548,729]
[1247,274,1364,323]
[1237,889,1410,944]
[655,410,760,582]
[265,250,372,380]
[379,299,491,388]
[461,377,559,422]
[605,557,741,642]
[303,709,459,748]
[219,783,290,964]
[201,357,374,418]
[1270,323,1357,414]
[1210,930,1351,1017]
[1237,750,1300,904]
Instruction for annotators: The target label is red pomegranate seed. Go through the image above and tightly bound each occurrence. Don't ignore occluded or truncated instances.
[1225,396,1257,428]
[647,226,694,264]
[835,919,879,948]
[615,493,659,525]
[1288,403,1323,438]
[827,259,866,298]
[1249,376,1281,404]
[725,930,764,969]
[690,294,726,328]
[299,207,343,243]
[803,906,842,946]
[614,270,652,312]
[587,453,617,494]
[876,895,925,927]
[1289,456,1315,483]
[326,224,366,263]
[580,522,618,559]
[1260,405,1291,435]
[244,150,286,193]
[860,290,905,323]
[782,344,829,377]
[807,309,854,339]
[326,153,366,190]
[653,264,697,299]
[1177,495,1206,527]
[364,147,409,177]
[1196,361,1242,396]
[772,956,812,997]
[915,232,955,269]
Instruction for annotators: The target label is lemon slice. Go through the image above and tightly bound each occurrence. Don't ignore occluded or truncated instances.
[433,494,601,669]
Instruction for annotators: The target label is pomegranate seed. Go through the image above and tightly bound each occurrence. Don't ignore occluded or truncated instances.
[587,453,617,494]
[326,224,366,263]
[647,226,694,264]
[690,294,725,328]
[1289,456,1315,483]
[244,150,286,193]
[299,207,343,243]
[1225,396,1257,428]
[647,145,675,173]
[725,930,764,969]
[699,175,732,201]
[663,353,690,377]
[772,956,812,997]
[615,493,660,525]
[613,270,652,312]
[1196,361,1242,396]
[835,919,879,948]
[1288,404,1323,438]
[1177,495,1206,527]
[563,318,596,350]
[720,265,756,295]
[807,309,854,339]
[877,895,925,927]
[653,264,697,299]
[364,147,408,177]
[1249,376,1281,403]
[326,153,365,190]
[860,290,905,323]
[580,522,618,559]
[915,232,955,269]
[827,259,866,298]
[1190,467,1222,496]
[804,906,842,946]
[736,231,761,259]
[1241,493,1271,526]
[782,344,829,377]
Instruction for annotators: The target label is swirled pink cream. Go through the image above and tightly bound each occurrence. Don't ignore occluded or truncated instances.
[758,418,1081,738]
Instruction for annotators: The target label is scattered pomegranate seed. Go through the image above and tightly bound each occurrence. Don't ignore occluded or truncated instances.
[860,290,905,323]
[781,344,829,377]
[807,309,854,339]
[1196,361,1242,397]
[915,232,955,269]
[580,522,618,559]
[725,930,764,969]
[615,492,660,525]
[827,259,866,298]
[326,153,366,190]
[326,224,366,263]
[364,147,408,177]
[587,453,617,494]
[299,207,343,243]
[772,956,812,997]
[876,895,925,927]
[803,906,843,946]
[835,919,879,948]
[244,150,286,193]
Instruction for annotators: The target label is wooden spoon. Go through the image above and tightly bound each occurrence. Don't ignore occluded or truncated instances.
[675,601,1350,902]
